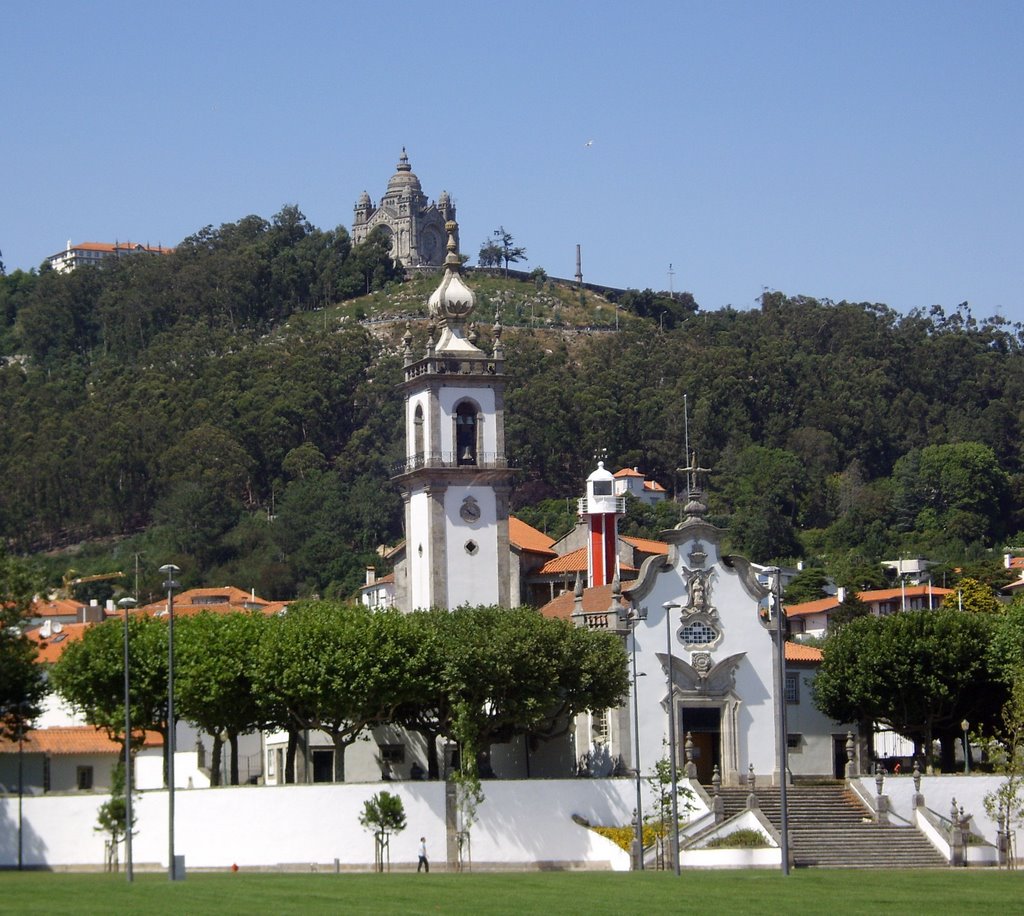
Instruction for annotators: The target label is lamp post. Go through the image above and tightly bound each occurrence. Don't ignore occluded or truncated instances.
[159,564,181,881]
[662,602,681,876]
[117,596,137,882]
[619,603,647,870]
[16,705,25,871]
[770,570,791,876]
[962,719,970,775]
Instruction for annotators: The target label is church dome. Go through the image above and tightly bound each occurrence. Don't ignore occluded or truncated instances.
[386,148,422,195]
[438,190,450,207]
[356,191,371,208]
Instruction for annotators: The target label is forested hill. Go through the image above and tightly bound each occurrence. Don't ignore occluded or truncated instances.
[2,207,1023,601]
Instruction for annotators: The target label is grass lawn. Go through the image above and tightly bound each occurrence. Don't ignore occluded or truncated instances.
[0,869,1019,915]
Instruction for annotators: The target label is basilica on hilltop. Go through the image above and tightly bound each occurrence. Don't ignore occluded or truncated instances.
[352,149,457,268]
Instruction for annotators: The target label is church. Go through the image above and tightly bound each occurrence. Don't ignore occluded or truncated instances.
[369,213,846,787]
[352,149,456,269]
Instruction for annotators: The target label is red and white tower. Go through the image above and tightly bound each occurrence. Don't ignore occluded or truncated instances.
[578,461,625,587]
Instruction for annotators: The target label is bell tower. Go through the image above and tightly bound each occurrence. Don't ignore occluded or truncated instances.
[392,221,514,610]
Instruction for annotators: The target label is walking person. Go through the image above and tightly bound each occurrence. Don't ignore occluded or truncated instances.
[417,836,429,873]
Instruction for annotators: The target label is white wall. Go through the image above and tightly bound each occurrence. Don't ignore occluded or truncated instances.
[444,485,499,608]
[0,778,636,871]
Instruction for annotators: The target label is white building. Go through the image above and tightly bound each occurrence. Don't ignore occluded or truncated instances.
[47,240,172,273]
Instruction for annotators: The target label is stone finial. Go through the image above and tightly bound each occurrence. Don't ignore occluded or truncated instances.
[402,322,414,365]
[684,732,697,778]
[427,220,475,324]
[492,311,503,359]
[845,731,856,778]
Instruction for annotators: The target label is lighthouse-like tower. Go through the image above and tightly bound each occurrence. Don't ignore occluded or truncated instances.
[579,460,625,587]
[392,221,514,611]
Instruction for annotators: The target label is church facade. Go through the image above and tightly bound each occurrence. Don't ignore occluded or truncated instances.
[352,149,456,268]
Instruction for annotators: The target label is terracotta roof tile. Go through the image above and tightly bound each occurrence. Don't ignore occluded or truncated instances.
[620,536,669,555]
[0,725,163,755]
[541,582,634,620]
[786,584,954,617]
[785,596,840,618]
[785,642,823,663]
[539,546,588,575]
[509,516,557,555]
[25,621,90,664]
[139,586,277,617]
[614,468,644,478]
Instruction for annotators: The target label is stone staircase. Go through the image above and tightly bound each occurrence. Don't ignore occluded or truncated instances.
[709,783,947,868]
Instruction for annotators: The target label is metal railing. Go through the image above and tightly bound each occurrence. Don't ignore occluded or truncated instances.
[391,452,512,475]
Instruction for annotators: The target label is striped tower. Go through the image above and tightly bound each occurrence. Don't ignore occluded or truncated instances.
[578,461,625,587]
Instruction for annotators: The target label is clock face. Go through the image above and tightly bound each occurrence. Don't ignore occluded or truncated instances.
[460,496,481,523]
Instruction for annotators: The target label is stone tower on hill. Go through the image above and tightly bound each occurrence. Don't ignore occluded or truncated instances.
[352,149,456,268]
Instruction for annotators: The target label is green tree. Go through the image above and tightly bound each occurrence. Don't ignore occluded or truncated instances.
[813,609,1004,770]
[406,608,628,778]
[489,226,527,277]
[51,616,172,779]
[95,761,134,870]
[784,568,832,604]
[941,577,1002,615]
[175,611,268,785]
[254,602,413,781]
[359,789,407,872]
[0,550,46,740]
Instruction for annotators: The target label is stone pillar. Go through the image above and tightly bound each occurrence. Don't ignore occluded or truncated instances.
[445,779,458,871]
[911,759,924,809]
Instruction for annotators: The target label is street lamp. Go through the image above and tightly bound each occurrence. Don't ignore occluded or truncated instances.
[158,564,181,881]
[618,603,647,870]
[962,719,970,775]
[661,602,681,876]
[117,596,137,882]
[769,570,791,876]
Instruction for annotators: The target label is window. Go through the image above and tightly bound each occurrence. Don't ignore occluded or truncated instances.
[787,734,802,750]
[681,620,717,646]
[592,480,612,496]
[592,709,610,745]
[785,672,800,704]
[77,766,94,790]
[267,750,276,777]
[455,402,478,465]
[413,404,424,462]
[380,745,406,765]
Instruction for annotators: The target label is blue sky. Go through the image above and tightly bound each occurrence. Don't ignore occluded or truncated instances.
[3,1,1022,320]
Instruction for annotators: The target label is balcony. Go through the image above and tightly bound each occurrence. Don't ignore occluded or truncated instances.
[391,452,513,476]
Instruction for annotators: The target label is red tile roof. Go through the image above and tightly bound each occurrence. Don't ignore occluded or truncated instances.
[509,516,557,555]
[29,597,88,620]
[25,621,90,664]
[139,586,278,617]
[0,725,163,755]
[620,536,669,555]
[614,468,644,478]
[785,584,954,617]
[785,642,823,663]
[541,582,634,620]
